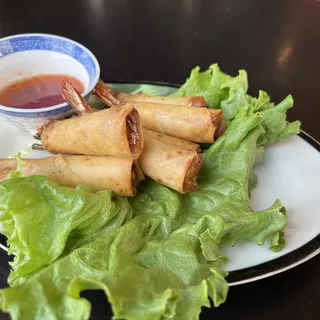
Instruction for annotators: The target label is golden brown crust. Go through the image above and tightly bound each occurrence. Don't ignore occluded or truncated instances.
[143,128,200,152]
[139,130,201,193]
[113,92,209,108]
[41,104,143,159]
[0,155,139,196]
[131,102,216,143]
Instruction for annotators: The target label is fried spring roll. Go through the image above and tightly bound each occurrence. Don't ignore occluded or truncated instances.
[0,155,144,196]
[139,129,202,193]
[113,93,208,108]
[41,104,143,158]
[95,80,208,107]
[143,129,200,152]
[131,102,225,143]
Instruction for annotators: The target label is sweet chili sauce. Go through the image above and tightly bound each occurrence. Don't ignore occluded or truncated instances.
[0,74,85,109]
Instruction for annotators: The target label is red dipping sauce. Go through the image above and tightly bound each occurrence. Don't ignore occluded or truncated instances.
[0,74,85,109]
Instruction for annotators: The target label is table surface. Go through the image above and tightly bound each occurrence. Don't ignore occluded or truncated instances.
[0,0,319,319]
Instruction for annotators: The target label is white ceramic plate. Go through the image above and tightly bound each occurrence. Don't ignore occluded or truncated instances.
[0,83,319,286]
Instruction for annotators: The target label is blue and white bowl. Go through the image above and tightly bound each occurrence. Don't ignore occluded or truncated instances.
[0,33,100,134]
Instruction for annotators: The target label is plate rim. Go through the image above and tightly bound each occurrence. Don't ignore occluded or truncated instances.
[0,81,319,286]
[228,236,320,286]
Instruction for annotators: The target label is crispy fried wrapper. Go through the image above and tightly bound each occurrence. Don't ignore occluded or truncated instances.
[140,129,202,193]
[0,155,144,196]
[113,92,208,108]
[132,102,225,143]
[95,79,208,107]
[143,128,200,152]
[41,104,143,158]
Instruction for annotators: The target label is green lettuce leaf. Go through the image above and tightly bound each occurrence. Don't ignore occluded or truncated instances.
[0,176,132,286]
[0,186,227,320]
[255,94,301,143]
[130,84,176,96]
[173,64,248,120]
[183,108,287,249]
